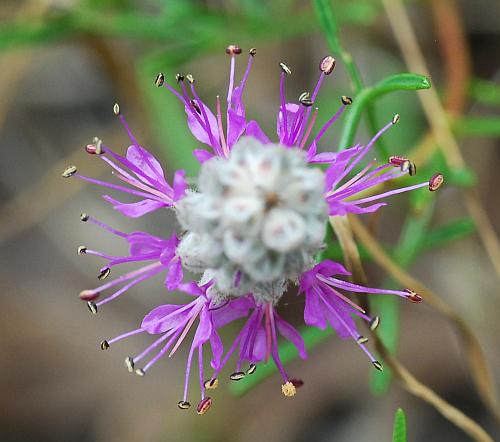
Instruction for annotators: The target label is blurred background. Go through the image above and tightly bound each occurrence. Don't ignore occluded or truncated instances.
[1,0,499,441]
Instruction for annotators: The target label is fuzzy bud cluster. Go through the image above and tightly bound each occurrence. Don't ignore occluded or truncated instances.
[175,137,328,304]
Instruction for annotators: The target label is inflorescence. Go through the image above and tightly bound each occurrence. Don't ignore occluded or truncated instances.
[65,45,443,414]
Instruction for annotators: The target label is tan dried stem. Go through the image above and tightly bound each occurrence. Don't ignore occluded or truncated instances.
[330,215,496,441]
[348,214,500,424]
[381,0,500,280]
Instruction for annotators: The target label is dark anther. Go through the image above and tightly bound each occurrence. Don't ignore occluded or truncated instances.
[341,95,353,105]
[87,301,98,315]
[155,73,165,87]
[125,356,135,372]
[356,336,369,345]
[204,378,219,389]
[299,92,314,107]
[186,74,195,84]
[98,268,111,280]
[113,103,120,116]
[404,289,422,303]
[372,360,383,371]
[279,62,291,75]
[249,47,257,56]
[62,165,77,178]
[100,340,110,350]
[230,371,246,381]
[369,316,380,331]
[247,364,257,375]
[178,400,191,410]
[175,73,184,83]
[392,114,400,124]
[77,246,87,256]
[135,368,145,377]
[80,213,89,222]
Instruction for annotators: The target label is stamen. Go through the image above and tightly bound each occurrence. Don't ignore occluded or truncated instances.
[186,74,195,84]
[281,381,297,397]
[77,246,87,255]
[404,289,423,303]
[247,364,257,375]
[249,47,257,56]
[204,378,219,390]
[299,108,318,149]
[197,397,212,415]
[216,96,229,157]
[135,368,145,376]
[226,44,242,55]
[62,166,77,178]
[85,137,102,155]
[299,91,314,107]
[169,302,203,357]
[429,173,444,191]
[356,336,369,345]
[229,371,246,381]
[279,62,292,75]
[113,103,120,116]
[87,301,98,315]
[100,340,110,350]
[372,360,384,371]
[80,213,89,222]
[125,356,135,372]
[369,316,380,331]
[154,73,164,87]
[341,95,353,105]
[175,73,184,83]
[392,114,400,125]
[190,83,218,149]
[178,401,191,410]
[319,55,336,75]
[97,268,111,280]
[79,289,99,301]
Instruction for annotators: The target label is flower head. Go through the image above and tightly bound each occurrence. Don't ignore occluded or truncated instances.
[68,45,442,411]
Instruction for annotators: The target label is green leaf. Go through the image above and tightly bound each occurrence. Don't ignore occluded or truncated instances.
[469,78,500,107]
[392,408,408,442]
[339,73,431,150]
[423,217,476,251]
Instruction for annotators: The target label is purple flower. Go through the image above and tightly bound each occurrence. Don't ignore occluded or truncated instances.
[66,45,442,412]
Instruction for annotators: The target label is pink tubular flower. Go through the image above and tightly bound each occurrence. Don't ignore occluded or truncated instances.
[66,44,443,412]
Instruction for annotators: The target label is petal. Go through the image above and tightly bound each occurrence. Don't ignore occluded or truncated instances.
[165,258,183,290]
[193,148,214,164]
[314,259,351,277]
[173,169,187,201]
[185,102,220,149]
[322,295,358,339]
[209,331,224,370]
[211,297,253,329]
[306,141,317,161]
[141,304,189,334]
[275,314,307,359]
[126,145,166,184]
[309,151,340,164]
[248,326,267,363]
[276,103,300,143]
[102,195,168,217]
[192,307,213,347]
[177,281,206,297]
[327,200,386,216]
[245,120,271,144]
[227,109,247,148]
[303,288,327,329]
[127,231,165,255]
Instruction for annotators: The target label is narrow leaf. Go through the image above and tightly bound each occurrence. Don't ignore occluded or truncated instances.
[392,408,408,442]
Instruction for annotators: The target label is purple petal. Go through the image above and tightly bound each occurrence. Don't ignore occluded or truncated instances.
[314,259,351,277]
[303,288,327,329]
[227,109,246,148]
[275,314,307,359]
[165,258,183,290]
[209,331,224,370]
[327,200,386,216]
[141,304,189,334]
[173,169,187,201]
[245,121,271,144]
[306,141,317,161]
[127,231,165,256]
[193,148,214,163]
[185,102,220,149]
[248,327,267,363]
[212,297,254,329]
[102,195,167,217]
[309,151,340,164]
[177,281,206,297]
[192,307,213,347]
[323,297,358,340]
[126,145,165,183]
[277,103,300,143]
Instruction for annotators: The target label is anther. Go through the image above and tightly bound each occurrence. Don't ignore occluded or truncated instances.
[178,401,191,410]
[299,92,314,107]
[85,138,103,155]
[80,213,89,222]
[98,268,111,280]
[372,360,384,371]
[369,316,380,331]
[388,155,406,166]
[125,356,135,372]
[135,368,145,377]
[249,47,257,56]
[100,340,110,350]
[341,95,353,105]
[79,289,99,301]
[229,371,246,381]
[186,74,195,84]
[62,165,77,178]
[356,336,369,345]
[197,397,212,415]
[155,73,165,88]
[247,364,257,375]
[226,44,242,55]
[113,103,120,116]
[87,301,98,315]
[178,400,191,410]
[281,381,297,397]
[290,378,304,388]
[392,114,400,125]
[408,162,417,176]
[77,246,87,255]
[204,378,219,390]
[190,99,201,115]
[429,173,444,191]
[279,62,292,75]
[404,289,422,303]
[400,160,412,174]
[319,55,336,75]
[175,73,184,83]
